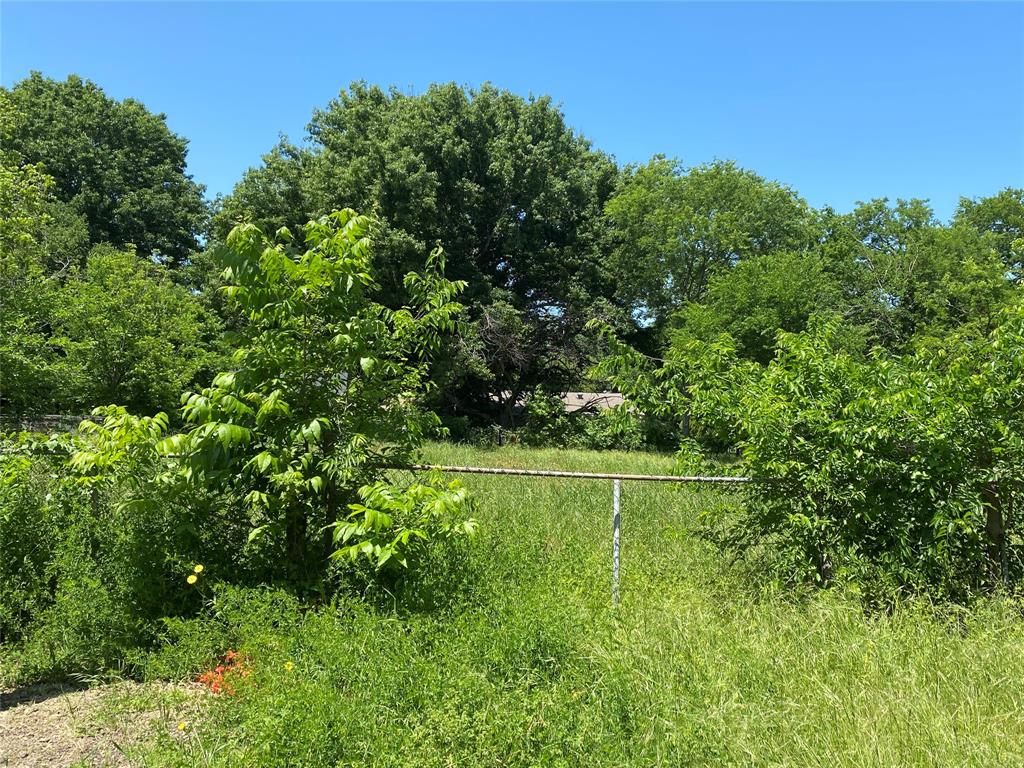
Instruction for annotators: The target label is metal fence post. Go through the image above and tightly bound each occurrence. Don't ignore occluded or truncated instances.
[612,478,621,606]
[397,463,755,608]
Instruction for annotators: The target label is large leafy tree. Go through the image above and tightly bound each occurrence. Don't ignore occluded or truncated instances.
[54,245,222,414]
[216,83,617,309]
[0,148,60,414]
[0,91,90,415]
[155,210,468,582]
[672,250,846,364]
[216,82,620,420]
[3,73,208,267]
[820,199,1018,349]
[604,157,817,328]
[954,188,1024,283]
[1,88,215,418]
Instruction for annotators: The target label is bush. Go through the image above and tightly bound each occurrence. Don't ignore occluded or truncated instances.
[0,451,62,645]
[597,309,1024,601]
[0,211,476,684]
[0,427,213,683]
[153,211,472,589]
[329,478,477,588]
[517,391,657,451]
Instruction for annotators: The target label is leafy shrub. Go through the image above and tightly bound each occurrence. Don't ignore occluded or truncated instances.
[0,211,476,683]
[152,211,471,588]
[517,391,655,451]
[0,420,212,683]
[54,244,223,414]
[331,478,477,572]
[0,451,62,645]
[597,308,1024,601]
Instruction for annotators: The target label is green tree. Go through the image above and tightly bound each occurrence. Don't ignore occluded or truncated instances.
[0,155,60,414]
[954,188,1024,282]
[212,139,312,245]
[604,157,817,328]
[3,72,208,267]
[821,199,1017,348]
[216,82,620,420]
[672,250,846,364]
[217,83,616,309]
[157,210,469,583]
[54,245,221,414]
[596,309,1024,600]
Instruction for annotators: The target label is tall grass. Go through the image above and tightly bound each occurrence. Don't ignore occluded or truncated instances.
[136,443,1024,767]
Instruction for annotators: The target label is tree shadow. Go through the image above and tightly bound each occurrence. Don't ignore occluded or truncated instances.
[0,681,88,711]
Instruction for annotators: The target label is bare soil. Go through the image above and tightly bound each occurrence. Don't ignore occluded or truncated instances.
[0,681,204,767]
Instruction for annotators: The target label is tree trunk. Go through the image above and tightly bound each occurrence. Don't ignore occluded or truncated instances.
[286,505,308,582]
[983,481,1007,588]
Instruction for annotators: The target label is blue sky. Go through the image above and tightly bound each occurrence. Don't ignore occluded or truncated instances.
[3,1,1022,220]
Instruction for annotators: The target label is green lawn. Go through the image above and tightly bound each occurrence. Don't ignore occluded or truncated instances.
[133,443,1024,767]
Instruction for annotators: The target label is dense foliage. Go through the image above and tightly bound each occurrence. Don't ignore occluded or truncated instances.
[0,213,474,680]
[2,72,208,266]
[1,69,1023,644]
[598,307,1024,600]
[48,446,1024,767]
[156,211,471,585]
[605,156,817,329]
[0,82,220,419]
[215,82,623,425]
[3,73,1021,436]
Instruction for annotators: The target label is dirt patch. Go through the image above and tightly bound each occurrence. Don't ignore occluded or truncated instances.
[0,681,205,767]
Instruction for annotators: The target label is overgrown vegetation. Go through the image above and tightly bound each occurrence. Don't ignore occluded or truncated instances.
[597,309,1024,601]
[1,68,1023,765]
[0,212,475,682]
[4,74,1020,434]
[55,445,1024,767]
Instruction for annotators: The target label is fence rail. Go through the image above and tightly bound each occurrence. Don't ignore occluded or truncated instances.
[0,439,750,606]
[407,463,751,606]
[408,464,754,483]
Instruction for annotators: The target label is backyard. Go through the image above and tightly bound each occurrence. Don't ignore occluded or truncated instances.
[4,442,1022,767]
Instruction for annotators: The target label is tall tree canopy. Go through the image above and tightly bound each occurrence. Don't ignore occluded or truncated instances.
[604,157,817,328]
[2,73,208,267]
[217,82,617,309]
[4,71,1020,434]
[0,87,219,417]
[672,250,845,364]
[954,188,1024,283]
[216,82,622,424]
[819,198,1017,350]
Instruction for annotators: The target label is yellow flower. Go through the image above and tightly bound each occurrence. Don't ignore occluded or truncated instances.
[193,564,204,574]
[177,721,187,731]
[187,574,198,585]
[284,661,294,672]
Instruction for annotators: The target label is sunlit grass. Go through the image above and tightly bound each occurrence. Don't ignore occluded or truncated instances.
[132,443,1024,767]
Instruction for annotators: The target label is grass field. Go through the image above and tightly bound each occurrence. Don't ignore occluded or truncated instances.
[120,443,1024,766]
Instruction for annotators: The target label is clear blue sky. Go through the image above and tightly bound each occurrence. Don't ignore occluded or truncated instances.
[3,1,1022,220]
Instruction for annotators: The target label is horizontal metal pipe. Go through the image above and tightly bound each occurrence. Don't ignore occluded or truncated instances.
[406,464,754,483]
[0,448,755,484]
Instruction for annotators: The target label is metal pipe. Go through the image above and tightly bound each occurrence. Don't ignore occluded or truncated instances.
[407,464,753,484]
[612,478,621,606]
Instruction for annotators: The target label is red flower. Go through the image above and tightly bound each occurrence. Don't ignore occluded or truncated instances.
[197,650,250,696]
